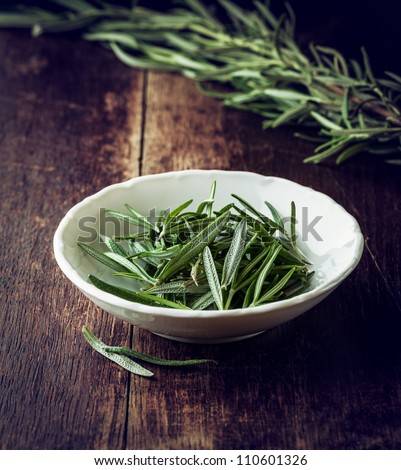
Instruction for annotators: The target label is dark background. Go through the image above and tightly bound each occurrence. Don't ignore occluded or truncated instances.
[1,0,398,74]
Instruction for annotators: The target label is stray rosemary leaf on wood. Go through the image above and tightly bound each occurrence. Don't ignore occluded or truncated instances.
[78,182,313,310]
[82,326,153,377]
[105,346,217,367]
[0,0,400,164]
[82,326,215,378]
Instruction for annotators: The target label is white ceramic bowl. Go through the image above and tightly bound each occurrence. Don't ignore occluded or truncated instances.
[53,170,364,343]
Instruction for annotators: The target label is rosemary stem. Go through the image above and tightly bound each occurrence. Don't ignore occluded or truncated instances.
[325,83,401,126]
[224,288,236,310]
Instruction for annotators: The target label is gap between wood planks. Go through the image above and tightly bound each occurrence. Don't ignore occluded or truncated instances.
[138,71,148,178]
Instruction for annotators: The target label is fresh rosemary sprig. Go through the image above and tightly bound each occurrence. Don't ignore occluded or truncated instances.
[1,0,401,163]
[78,182,313,310]
[82,326,215,378]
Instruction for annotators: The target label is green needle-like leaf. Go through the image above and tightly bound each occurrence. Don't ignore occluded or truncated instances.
[190,291,215,310]
[82,326,154,377]
[105,346,217,366]
[157,211,231,283]
[202,246,223,310]
[77,242,128,272]
[234,246,270,290]
[162,199,193,230]
[89,275,190,309]
[256,266,296,304]
[221,218,247,289]
[105,208,156,233]
[290,201,297,247]
[99,233,127,257]
[264,201,285,232]
[104,252,155,283]
[89,275,155,305]
[124,203,158,232]
[243,278,257,309]
[196,180,216,216]
[146,281,209,294]
[251,243,282,305]
[232,193,281,232]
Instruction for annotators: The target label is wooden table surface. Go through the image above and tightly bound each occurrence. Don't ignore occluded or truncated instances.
[1,7,401,450]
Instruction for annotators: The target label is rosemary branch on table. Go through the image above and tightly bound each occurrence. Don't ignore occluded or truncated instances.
[0,1,401,164]
[78,182,313,310]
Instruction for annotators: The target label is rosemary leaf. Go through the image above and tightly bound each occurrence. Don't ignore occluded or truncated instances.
[157,211,231,283]
[104,252,155,283]
[99,233,127,257]
[105,346,217,367]
[264,201,285,231]
[88,275,157,306]
[82,326,153,377]
[289,201,296,248]
[202,246,223,310]
[164,199,193,226]
[124,203,158,232]
[251,243,282,305]
[221,218,247,289]
[77,242,128,272]
[232,194,281,232]
[336,142,369,164]
[105,208,153,232]
[256,266,297,304]
[243,278,257,309]
[190,291,215,310]
[196,180,216,216]
[146,281,209,295]
[234,246,271,291]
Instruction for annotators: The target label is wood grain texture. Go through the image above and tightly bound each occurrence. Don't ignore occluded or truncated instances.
[129,72,401,450]
[0,31,143,449]
[1,7,401,451]
[141,72,232,174]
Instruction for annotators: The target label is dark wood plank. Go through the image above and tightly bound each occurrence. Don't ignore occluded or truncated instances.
[134,3,401,450]
[141,72,232,173]
[129,71,401,450]
[0,30,144,449]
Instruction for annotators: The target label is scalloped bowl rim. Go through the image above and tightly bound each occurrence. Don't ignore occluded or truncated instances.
[53,170,364,322]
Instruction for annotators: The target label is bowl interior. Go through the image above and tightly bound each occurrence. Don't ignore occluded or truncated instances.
[57,170,363,307]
